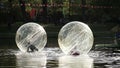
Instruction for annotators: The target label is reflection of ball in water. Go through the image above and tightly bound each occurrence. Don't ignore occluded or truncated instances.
[58,21,94,55]
[15,22,47,52]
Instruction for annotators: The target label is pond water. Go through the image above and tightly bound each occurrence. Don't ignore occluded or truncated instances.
[0,47,120,68]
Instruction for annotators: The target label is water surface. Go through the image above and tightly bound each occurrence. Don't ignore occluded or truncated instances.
[0,47,120,68]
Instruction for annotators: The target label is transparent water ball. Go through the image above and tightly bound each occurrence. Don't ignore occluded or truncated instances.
[15,22,47,52]
[58,21,94,55]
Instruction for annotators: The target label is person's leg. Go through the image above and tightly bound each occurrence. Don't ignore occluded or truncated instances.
[31,48,34,52]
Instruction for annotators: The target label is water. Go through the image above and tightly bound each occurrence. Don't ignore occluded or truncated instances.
[0,47,120,68]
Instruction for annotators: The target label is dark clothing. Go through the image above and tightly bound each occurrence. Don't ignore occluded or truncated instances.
[72,52,80,56]
[115,32,120,45]
[69,46,80,56]
[27,45,38,52]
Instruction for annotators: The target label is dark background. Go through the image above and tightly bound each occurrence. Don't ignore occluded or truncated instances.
[0,0,120,49]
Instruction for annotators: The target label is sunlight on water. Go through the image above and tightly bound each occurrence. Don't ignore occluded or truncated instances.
[1,47,120,68]
[13,48,94,68]
[59,54,93,68]
[15,51,47,68]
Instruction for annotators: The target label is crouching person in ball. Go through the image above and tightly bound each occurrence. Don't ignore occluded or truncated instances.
[26,42,38,53]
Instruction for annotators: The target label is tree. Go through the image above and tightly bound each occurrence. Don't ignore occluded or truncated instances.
[90,0,120,23]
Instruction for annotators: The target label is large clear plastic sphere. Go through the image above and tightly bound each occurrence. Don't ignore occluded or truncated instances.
[15,22,47,52]
[58,21,94,55]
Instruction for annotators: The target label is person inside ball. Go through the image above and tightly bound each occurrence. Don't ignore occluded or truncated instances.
[26,42,38,52]
[70,46,80,56]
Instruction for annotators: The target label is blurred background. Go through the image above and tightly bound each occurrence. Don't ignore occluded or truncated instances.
[0,0,120,48]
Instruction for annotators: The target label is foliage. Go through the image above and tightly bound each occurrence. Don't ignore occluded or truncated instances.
[88,0,120,23]
[0,0,120,23]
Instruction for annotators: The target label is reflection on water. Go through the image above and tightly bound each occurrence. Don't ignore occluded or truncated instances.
[15,51,46,68]
[0,47,120,68]
[59,54,93,68]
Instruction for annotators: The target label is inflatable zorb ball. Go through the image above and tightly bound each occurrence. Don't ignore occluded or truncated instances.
[15,22,47,52]
[58,21,94,55]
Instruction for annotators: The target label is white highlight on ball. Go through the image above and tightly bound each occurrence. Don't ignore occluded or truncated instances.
[15,22,47,52]
[58,21,94,55]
